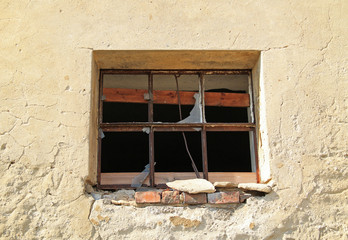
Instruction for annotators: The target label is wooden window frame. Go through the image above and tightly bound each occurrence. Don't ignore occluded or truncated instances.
[97,69,259,189]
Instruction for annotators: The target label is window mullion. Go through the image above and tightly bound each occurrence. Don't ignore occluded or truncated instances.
[252,129,260,182]
[148,73,155,187]
[199,73,206,123]
[199,73,208,180]
[201,126,208,180]
[97,71,104,187]
[247,72,257,174]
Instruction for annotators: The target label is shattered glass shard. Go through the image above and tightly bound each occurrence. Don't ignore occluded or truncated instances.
[178,93,204,123]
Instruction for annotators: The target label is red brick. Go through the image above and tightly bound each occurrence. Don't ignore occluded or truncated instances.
[182,193,207,204]
[207,191,240,204]
[162,190,182,204]
[135,191,161,204]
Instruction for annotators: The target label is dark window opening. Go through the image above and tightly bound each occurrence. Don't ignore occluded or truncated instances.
[153,104,195,122]
[207,132,251,172]
[204,89,249,123]
[154,132,202,172]
[101,132,148,172]
[98,70,258,189]
[103,102,148,122]
[205,106,248,123]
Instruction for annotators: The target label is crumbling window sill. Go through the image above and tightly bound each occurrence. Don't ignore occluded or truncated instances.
[87,182,272,207]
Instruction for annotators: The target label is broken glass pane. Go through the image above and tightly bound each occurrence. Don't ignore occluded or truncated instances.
[153,75,200,122]
[204,74,250,123]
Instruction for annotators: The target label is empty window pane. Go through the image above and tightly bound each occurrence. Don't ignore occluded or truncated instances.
[101,132,149,172]
[207,132,251,172]
[154,132,202,172]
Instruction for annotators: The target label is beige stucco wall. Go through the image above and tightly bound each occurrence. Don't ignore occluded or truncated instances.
[0,1,347,239]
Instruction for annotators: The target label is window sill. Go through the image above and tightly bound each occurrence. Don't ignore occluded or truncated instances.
[89,187,267,208]
[99,172,257,190]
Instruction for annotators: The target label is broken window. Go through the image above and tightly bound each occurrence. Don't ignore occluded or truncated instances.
[98,70,258,189]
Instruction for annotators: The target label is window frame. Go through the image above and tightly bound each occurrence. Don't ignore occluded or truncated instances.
[97,69,259,189]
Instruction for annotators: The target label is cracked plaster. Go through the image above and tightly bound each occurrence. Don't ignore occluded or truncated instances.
[0,0,347,239]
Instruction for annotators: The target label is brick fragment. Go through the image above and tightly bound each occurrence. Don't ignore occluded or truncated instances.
[162,190,182,204]
[182,193,207,204]
[135,191,161,204]
[207,191,240,204]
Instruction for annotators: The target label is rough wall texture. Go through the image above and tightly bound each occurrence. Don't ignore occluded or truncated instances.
[0,1,347,239]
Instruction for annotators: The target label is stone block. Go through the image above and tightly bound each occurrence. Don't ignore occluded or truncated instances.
[182,193,207,204]
[114,189,135,201]
[207,191,240,204]
[167,179,215,194]
[135,191,161,204]
[238,183,272,193]
[161,190,182,204]
[213,182,238,188]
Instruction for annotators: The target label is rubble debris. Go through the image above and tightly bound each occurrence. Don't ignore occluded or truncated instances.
[239,193,252,203]
[91,192,102,200]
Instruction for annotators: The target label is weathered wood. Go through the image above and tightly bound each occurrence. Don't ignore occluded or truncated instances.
[104,88,147,103]
[205,92,250,107]
[148,74,155,187]
[93,50,260,70]
[100,172,257,186]
[103,88,250,107]
[100,70,250,75]
[100,122,255,132]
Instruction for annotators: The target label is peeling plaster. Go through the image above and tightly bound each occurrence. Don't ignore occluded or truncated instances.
[0,0,347,239]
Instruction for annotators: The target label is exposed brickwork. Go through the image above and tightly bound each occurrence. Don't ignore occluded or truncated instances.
[135,191,161,204]
[129,188,254,205]
[182,193,207,204]
[161,190,182,204]
[207,191,240,204]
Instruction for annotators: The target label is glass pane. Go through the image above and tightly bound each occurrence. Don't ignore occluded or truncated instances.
[207,132,251,172]
[103,74,148,122]
[153,75,201,123]
[204,74,250,123]
[101,132,149,172]
[154,132,202,172]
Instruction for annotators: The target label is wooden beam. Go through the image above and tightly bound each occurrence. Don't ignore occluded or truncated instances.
[104,88,147,103]
[205,92,250,107]
[100,122,255,132]
[93,50,260,70]
[103,88,250,107]
[100,172,257,187]
[101,69,250,75]
[153,89,197,105]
